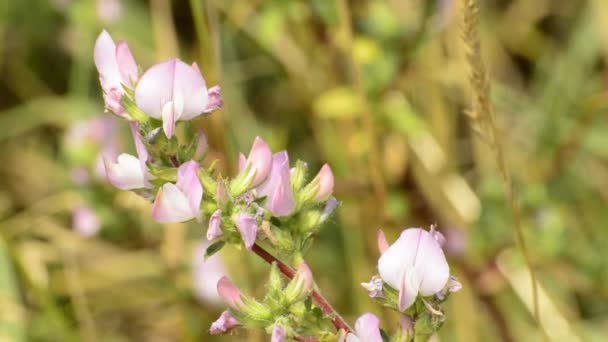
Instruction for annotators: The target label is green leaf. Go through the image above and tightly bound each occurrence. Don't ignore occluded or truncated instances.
[204,241,225,260]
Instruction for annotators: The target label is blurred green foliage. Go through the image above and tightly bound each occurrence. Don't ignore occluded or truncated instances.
[1,0,608,341]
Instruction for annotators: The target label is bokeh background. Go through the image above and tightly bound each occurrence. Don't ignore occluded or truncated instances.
[1,0,608,341]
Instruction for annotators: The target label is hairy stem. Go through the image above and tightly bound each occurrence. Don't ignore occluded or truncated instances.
[251,243,353,334]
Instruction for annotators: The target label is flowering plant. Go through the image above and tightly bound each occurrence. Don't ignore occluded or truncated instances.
[93,30,461,342]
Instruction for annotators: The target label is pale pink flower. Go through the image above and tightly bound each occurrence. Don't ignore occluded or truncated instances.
[237,137,272,188]
[378,228,450,311]
[207,209,223,241]
[346,313,382,342]
[134,59,222,138]
[94,30,138,116]
[255,151,295,217]
[151,161,203,223]
[210,310,240,335]
[310,164,334,202]
[103,122,150,190]
[377,229,389,254]
[233,212,257,250]
[217,276,244,309]
[271,326,286,342]
[72,206,101,237]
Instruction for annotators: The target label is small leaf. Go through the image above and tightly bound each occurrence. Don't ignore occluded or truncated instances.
[204,241,225,260]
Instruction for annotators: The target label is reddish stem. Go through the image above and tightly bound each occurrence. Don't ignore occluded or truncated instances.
[251,244,352,334]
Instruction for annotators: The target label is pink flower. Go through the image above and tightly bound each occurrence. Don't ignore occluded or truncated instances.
[217,276,244,309]
[310,164,334,202]
[238,137,272,188]
[271,326,286,342]
[233,212,257,250]
[207,209,223,241]
[193,241,226,305]
[285,263,313,302]
[134,59,222,138]
[378,228,450,311]
[94,30,138,116]
[151,161,203,223]
[72,206,101,237]
[346,313,382,342]
[103,122,150,190]
[255,151,295,217]
[210,311,240,335]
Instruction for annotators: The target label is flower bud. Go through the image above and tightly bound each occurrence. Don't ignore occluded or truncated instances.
[299,164,334,204]
[360,276,383,298]
[284,263,313,303]
[290,160,308,191]
[256,151,295,217]
[207,209,223,241]
[217,276,244,309]
[271,326,286,342]
[151,161,203,223]
[210,311,240,335]
[430,224,446,247]
[233,212,258,250]
[231,137,272,194]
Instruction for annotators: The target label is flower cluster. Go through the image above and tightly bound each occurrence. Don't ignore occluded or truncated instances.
[93,30,460,342]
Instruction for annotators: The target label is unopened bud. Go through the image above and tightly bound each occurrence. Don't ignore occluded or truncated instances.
[284,263,313,303]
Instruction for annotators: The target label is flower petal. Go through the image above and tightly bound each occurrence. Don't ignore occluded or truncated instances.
[173,61,208,120]
[203,85,223,112]
[207,209,223,240]
[353,313,382,342]
[210,311,240,335]
[398,268,420,311]
[115,40,138,86]
[129,122,151,187]
[94,30,121,92]
[216,276,243,309]
[377,229,389,254]
[257,151,294,216]
[234,212,257,250]
[311,164,334,201]
[103,153,146,190]
[415,230,450,296]
[135,59,177,119]
[244,137,272,187]
[151,183,195,223]
[175,160,202,221]
[377,229,421,289]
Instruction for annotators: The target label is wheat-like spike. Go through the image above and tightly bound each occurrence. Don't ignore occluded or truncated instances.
[459,0,541,326]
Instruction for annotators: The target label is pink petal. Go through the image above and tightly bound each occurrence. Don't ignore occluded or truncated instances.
[172,61,208,120]
[210,311,240,334]
[398,269,420,311]
[129,122,151,187]
[415,231,450,296]
[271,326,286,342]
[311,164,334,201]
[203,85,223,112]
[238,153,246,172]
[294,263,313,295]
[217,276,243,309]
[151,183,196,223]
[377,229,389,254]
[353,313,382,342]
[244,137,272,187]
[94,30,121,92]
[176,161,203,222]
[234,212,257,250]
[207,209,223,240]
[115,41,138,86]
[257,151,294,216]
[135,59,178,119]
[103,153,146,190]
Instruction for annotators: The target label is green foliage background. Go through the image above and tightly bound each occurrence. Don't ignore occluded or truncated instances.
[1,0,607,341]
